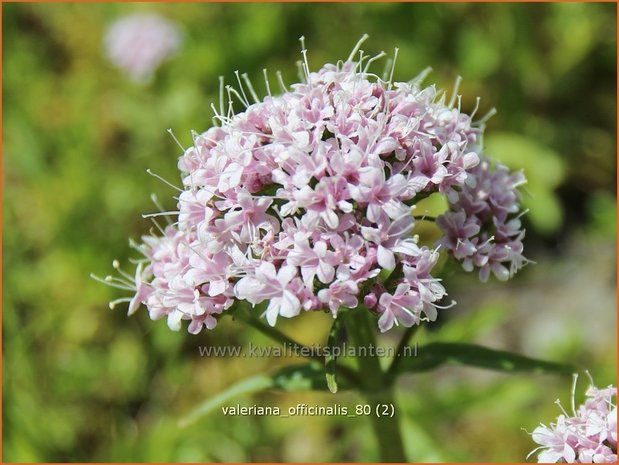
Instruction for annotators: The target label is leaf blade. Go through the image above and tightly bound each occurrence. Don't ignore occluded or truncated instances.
[179,373,274,427]
[395,342,574,376]
[180,362,350,427]
[325,317,345,393]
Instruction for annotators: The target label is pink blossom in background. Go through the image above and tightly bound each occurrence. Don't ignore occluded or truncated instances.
[100,38,529,333]
[529,377,617,463]
[104,13,182,83]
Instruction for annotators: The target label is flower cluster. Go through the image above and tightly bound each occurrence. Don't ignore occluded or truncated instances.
[99,39,528,334]
[436,158,528,282]
[104,13,182,83]
[529,378,617,463]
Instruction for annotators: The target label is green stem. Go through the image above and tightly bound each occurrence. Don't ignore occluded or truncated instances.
[234,308,320,361]
[365,387,407,463]
[387,324,420,380]
[344,310,382,390]
[344,310,407,462]
[232,303,362,386]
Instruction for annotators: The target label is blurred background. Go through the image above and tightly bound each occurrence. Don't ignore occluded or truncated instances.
[3,2,616,462]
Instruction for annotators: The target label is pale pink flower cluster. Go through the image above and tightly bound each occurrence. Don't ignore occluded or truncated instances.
[104,13,182,83]
[436,159,528,282]
[103,43,528,334]
[529,380,617,463]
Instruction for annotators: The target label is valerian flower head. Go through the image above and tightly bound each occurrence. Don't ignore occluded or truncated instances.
[104,13,182,83]
[528,375,617,463]
[97,36,528,333]
[436,158,529,282]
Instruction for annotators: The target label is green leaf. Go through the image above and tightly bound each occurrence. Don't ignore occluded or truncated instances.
[179,362,349,427]
[178,374,273,428]
[394,342,574,376]
[274,361,349,391]
[325,317,345,393]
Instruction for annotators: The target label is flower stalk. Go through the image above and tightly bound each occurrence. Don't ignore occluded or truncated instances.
[344,310,407,462]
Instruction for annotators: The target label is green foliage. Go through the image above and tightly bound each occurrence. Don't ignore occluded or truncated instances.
[394,342,574,375]
[325,317,345,394]
[180,362,346,428]
[485,133,566,234]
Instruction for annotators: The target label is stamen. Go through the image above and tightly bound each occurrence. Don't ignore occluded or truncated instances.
[105,275,134,287]
[276,70,288,93]
[432,300,456,310]
[480,235,495,247]
[180,240,210,262]
[449,75,462,109]
[226,85,248,109]
[128,238,143,252]
[146,169,183,192]
[409,66,433,88]
[149,217,167,237]
[554,398,570,418]
[584,369,595,386]
[90,273,134,291]
[210,103,224,126]
[112,260,135,281]
[469,96,481,119]
[241,73,260,104]
[387,48,399,90]
[234,71,250,107]
[166,128,186,152]
[227,96,235,118]
[142,211,179,219]
[218,76,225,117]
[477,107,497,125]
[296,61,306,84]
[434,89,447,107]
[299,36,310,82]
[526,445,546,460]
[363,51,386,74]
[393,302,417,320]
[347,33,369,63]
[354,50,366,74]
[151,194,173,226]
[571,373,579,416]
[263,69,272,97]
[109,297,132,310]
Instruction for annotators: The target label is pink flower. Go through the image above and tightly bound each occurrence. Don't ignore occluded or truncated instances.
[361,211,420,270]
[101,37,527,333]
[104,13,182,83]
[235,263,302,325]
[406,139,449,193]
[178,189,215,231]
[317,280,358,316]
[349,161,408,222]
[377,283,421,332]
[286,236,339,289]
[127,262,153,316]
[437,159,528,282]
[528,377,617,463]
[184,250,231,296]
[286,176,352,229]
[221,189,275,243]
[531,417,578,463]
